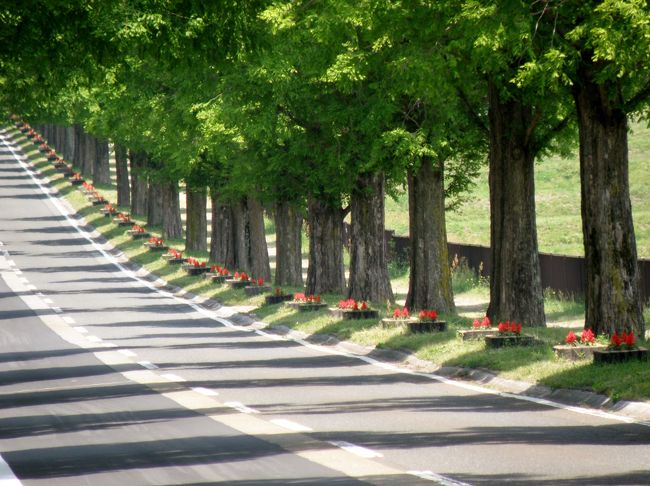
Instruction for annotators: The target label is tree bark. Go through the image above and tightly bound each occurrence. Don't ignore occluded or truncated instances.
[406,160,455,313]
[247,197,272,281]
[64,126,76,163]
[185,185,208,252]
[73,125,84,172]
[147,180,164,227]
[81,131,95,178]
[93,138,111,185]
[114,144,130,207]
[209,193,235,268]
[486,80,546,327]
[574,66,645,337]
[232,198,250,272]
[162,180,183,240]
[274,201,304,286]
[347,172,394,303]
[129,150,148,217]
[306,197,345,295]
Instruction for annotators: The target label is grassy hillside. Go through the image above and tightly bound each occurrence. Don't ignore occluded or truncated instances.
[386,121,650,259]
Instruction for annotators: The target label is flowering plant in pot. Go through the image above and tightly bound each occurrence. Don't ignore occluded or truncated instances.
[144,236,167,251]
[331,299,377,320]
[458,316,496,341]
[484,321,534,348]
[183,257,208,275]
[227,271,252,288]
[244,277,271,296]
[114,212,132,226]
[409,309,446,333]
[264,287,293,305]
[288,293,326,311]
[101,203,117,216]
[554,328,606,361]
[128,224,149,239]
[593,329,648,364]
[163,248,185,264]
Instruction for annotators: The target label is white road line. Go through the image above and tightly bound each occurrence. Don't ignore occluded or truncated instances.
[18,277,28,284]
[270,419,313,433]
[62,316,75,324]
[408,470,472,486]
[74,326,88,334]
[0,453,21,485]
[25,285,36,291]
[86,336,102,343]
[42,298,53,304]
[138,361,158,370]
[118,349,137,357]
[13,269,22,275]
[225,401,259,414]
[51,306,63,313]
[191,387,219,397]
[328,441,383,459]
[6,260,15,268]
[161,373,186,383]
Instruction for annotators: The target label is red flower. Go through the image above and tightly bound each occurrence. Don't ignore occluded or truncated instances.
[611,333,623,348]
[623,331,636,347]
[257,278,264,286]
[580,328,595,344]
[361,301,369,311]
[481,316,491,328]
[353,301,359,311]
[565,331,577,345]
[472,319,480,329]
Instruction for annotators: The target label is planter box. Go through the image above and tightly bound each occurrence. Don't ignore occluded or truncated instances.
[127,230,150,240]
[265,294,293,305]
[162,255,186,265]
[244,285,272,296]
[408,320,448,333]
[225,279,251,289]
[114,218,132,226]
[286,302,327,312]
[182,265,209,276]
[593,347,649,365]
[206,274,231,284]
[380,317,416,329]
[47,154,58,161]
[329,308,379,320]
[457,328,499,341]
[485,334,536,349]
[143,243,168,252]
[553,344,607,361]
[102,210,117,218]
[91,197,107,206]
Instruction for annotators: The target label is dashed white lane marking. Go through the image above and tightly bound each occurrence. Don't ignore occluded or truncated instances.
[161,373,186,383]
[0,453,22,485]
[74,326,88,334]
[118,349,137,357]
[409,470,472,485]
[191,387,219,397]
[6,260,15,268]
[13,269,22,275]
[225,402,259,414]
[86,336,102,343]
[25,284,36,291]
[51,306,63,313]
[62,316,75,324]
[18,277,28,284]
[270,418,313,433]
[328,441,383,459]
[42,298,53,305]
[138,361,158,370]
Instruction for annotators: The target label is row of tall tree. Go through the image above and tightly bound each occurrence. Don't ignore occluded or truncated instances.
[1,0,648,337]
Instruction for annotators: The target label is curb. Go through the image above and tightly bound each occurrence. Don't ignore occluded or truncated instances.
[6,126,650,424]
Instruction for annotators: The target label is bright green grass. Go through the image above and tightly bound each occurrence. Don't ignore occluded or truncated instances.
[386,121,650,258]
[12,125,650,403]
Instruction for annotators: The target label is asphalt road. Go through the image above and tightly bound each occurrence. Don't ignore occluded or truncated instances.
[1,127,650,486]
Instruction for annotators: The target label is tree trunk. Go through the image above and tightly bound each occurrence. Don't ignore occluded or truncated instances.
[232,198,250,272]
[162,180,182,240]
[93,138,110,185]
[209,193,235,268]
[406,160,455,313]
[486,80,546,327]
[64,126,76,163]
[306,197,345,295]
[574,67,645,338]
[274,201,304,286]
[73,125,84,172]
[147,180,164,227]
[81,131,95,178]
[129,150,148,217]
[247,197,272,281]
[114,144,130,207]
[347,172,394,304]
[185,185,207,252]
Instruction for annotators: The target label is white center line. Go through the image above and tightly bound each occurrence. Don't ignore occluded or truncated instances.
[191,387,219,397]
[270,419,313,433]
[328,441,383,459]
[138,361,158,370]
[224,401,259,414]
[161,373,186,382]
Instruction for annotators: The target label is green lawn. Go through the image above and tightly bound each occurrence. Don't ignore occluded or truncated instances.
[11,124,650,404]
[386,121,650,259]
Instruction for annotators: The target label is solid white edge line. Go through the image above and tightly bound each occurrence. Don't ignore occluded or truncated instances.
[74,326,88,334]
[118,349,137,357]
[2,131,647,431]
[138,361,158,370]
[62,316,75,324]
[224,402,259,414]
[161,373,186,383]
[408,470,472,486]
[270,418,313,433]
[191,387,219,397]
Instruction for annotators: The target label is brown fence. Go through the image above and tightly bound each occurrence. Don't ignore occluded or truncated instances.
[352,226,650,301]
